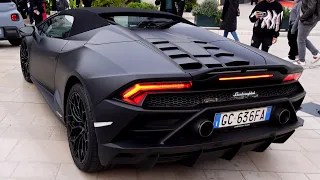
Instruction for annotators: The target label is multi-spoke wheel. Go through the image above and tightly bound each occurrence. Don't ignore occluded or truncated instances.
[20,39,32,83]
[66,83,106,172]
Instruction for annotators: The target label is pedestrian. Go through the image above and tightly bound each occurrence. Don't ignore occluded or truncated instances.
[249,0,283,52]
[17,0,28,19]
[56,0,69,11]
[251,0,258,5]
[177,0,185,17]
[283,0,302,61]
[220,0,240,41]
[82,0,93,7]
[27,0,34,25]
[155,0,178,15]
[294,0,320,65]
[29,0,44,25]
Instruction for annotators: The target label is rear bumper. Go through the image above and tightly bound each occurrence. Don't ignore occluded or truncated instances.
[0,26,21,40]
[98,118,302,166]
[94,90,306,167]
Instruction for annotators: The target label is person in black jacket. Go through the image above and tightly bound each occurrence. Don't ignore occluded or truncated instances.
[220,0,240,41]
[155,0,178,15]
[82,0,93,7]
[29,0,44,25]
[251,0,258,5]
[177,0,185,16]
[249,0,283,52]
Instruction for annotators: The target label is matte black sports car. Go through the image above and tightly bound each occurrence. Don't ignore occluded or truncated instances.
[19,7,306,172]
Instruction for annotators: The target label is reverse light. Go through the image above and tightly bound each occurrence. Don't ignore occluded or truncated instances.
[219,74,274,81]
[11,14,19,21]
[283,72,301,82]
[121,81,192,105]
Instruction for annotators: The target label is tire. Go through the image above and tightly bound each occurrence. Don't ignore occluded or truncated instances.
[9,39,22,46]
[20,39,32,83]
[66,83,107,172]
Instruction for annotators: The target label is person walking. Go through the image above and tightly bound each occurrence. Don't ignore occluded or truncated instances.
[283,0,302,61]
[27,0,34,24]
[249,0,283,52]
[177,0,185,17]
[220,0,240,41]
[294,0,320,65]
[82,0,92,7]
[251,0,258,5]
[56,0,69,11]
[155,0,178,15]
[29,0,44,25]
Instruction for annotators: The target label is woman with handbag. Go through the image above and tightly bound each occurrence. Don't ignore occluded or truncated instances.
[220,0,240,42]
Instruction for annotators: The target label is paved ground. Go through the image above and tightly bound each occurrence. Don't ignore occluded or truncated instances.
[2,12,320,179]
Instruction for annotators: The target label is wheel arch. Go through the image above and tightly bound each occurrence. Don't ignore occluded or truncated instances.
[62,73,96,123]
[63,75,82,122]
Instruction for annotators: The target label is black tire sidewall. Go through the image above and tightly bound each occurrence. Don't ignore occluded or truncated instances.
[66,83,102,171]
[9,39,22,46]
[20,39,32,83]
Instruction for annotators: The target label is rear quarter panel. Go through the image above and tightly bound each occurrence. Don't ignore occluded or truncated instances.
[54,42,191,113]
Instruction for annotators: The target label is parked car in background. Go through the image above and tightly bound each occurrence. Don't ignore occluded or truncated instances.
[0,0,24,46]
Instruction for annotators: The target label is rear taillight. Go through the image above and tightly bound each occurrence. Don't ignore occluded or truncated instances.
[283,72,301,82]
[219,74,274,81]
[11,14,19,21]
[121,81,192,105]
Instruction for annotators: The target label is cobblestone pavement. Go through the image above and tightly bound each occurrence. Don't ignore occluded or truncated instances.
[0,33,320,180]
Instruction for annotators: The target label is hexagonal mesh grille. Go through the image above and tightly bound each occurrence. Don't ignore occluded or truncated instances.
[143,83,301,108]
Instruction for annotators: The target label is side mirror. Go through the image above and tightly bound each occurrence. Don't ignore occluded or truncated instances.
[19,26,35,37]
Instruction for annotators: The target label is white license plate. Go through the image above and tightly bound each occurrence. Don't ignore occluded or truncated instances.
[213,106,272,129]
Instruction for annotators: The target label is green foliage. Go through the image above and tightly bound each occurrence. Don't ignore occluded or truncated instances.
[184,0,197,12]
[69,0,77,9]
[46,0,52,13]
[214,8,222,25]
[92,0,126,7]
[192,0,219,17]
[283,7,290,20]
[127,2,157,10]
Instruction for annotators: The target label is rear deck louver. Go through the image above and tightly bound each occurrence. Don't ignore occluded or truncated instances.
[225,61,250,66]
[150,40,203,70]
[147,38,249,69]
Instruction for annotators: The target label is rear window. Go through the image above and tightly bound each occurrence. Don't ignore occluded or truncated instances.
[0,0,12,2]
[103,15,180,29]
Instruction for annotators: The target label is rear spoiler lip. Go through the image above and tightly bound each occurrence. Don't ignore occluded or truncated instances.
[189,65,304,80]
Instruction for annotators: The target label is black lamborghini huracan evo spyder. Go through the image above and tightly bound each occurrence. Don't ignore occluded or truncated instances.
[19,7,305,172]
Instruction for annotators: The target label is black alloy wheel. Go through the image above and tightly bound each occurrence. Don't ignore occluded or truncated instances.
[20,39,32,83]
[67,91,89,163]
[66,83,106,172]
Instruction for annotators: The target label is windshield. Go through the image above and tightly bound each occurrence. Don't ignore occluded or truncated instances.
[105,16,179,29]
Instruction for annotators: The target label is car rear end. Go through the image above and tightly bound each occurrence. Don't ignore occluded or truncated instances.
[94,63,305,167]
[0,0,23,43]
